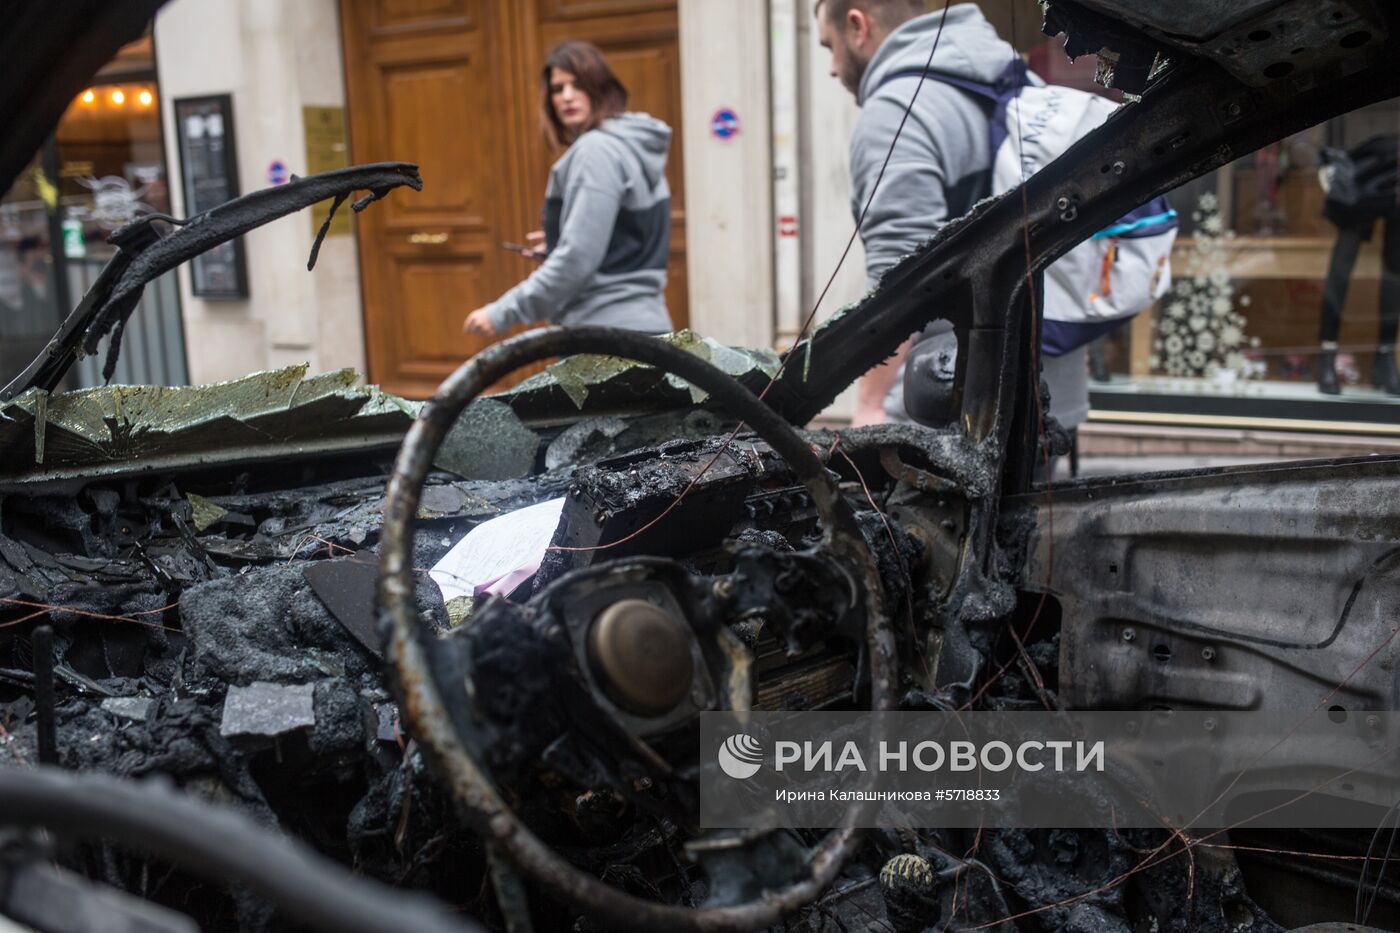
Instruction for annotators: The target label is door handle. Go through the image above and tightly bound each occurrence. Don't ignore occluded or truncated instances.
[408,232,449,245]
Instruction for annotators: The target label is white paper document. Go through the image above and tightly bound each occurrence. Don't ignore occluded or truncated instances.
[429,497,567,602]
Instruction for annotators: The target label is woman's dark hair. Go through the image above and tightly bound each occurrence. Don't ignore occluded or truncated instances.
[540,41,628,148]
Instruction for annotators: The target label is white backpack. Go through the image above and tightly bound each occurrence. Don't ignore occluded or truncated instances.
[881,63,1178,355]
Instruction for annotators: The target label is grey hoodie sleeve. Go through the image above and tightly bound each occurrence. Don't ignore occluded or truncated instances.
[850,99,951,290]
[486,138,626,329]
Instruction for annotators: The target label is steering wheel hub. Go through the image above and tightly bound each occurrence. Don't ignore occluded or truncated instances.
[588,598,695,717]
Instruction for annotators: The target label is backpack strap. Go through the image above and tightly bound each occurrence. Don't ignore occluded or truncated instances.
[873,57,1030,101]
[1091,201,1179,239]
[873,58,1032,156]
[876,67,1000,103]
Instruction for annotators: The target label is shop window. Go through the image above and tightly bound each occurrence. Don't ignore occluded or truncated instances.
[0,30,186,393]
[1087,98,1400,433]
[0,154,60,386]
[1016,31,1400,449]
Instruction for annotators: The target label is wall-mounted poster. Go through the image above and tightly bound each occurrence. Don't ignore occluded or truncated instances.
[174,95,248,299]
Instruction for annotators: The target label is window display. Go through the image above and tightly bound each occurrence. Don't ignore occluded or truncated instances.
[1088,99,1400,431]
[1029,37,1400,433]
[0,31,185,391]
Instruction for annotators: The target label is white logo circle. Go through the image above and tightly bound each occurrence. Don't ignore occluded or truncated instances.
[718,733,763,779]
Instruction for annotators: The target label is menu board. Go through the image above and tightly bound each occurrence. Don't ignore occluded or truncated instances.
[174,95,248,299]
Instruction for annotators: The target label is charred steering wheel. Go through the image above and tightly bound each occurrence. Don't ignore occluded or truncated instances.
[379,326,895,932]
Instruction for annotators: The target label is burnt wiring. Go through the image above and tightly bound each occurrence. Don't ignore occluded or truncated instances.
[786,12,953,380]
[948,707,1400,931]
[307,182,405,271]
[1001,0,1059,720]
[1357,798,1400,926]
[0,597,181,633]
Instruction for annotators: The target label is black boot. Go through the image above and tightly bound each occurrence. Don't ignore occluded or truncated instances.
[1318,346,1340,395]
[1089,344,1111,382]
[1372,345,1400,396]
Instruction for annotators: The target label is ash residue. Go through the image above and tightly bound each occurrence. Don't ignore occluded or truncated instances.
[180,564,379,687]
[806,422,999,498]
[459,600,571,775]
[980,828,1131,931]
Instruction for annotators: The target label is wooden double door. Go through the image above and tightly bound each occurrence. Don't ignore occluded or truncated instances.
[340,0,687,397]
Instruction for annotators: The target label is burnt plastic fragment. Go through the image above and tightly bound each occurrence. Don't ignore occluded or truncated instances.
[434,399,541,481]
[220,682,316,738]
[303,552,383,659]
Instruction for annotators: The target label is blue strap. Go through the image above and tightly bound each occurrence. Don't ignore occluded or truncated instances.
[1092,207,1179,239]
[1042,317,1133,357]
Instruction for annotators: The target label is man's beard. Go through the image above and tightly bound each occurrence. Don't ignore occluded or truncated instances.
[841,43,870,96]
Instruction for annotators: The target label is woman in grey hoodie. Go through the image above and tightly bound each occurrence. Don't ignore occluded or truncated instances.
[463,41,674,336]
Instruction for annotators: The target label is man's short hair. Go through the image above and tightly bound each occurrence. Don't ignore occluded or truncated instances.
[815,0,927,30]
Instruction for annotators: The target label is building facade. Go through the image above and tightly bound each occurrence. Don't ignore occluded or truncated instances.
[2,0,1396,443]
[148,0,868,411]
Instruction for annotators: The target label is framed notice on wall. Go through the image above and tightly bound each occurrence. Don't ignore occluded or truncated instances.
[174,94,248,299]
[303,106,350,237]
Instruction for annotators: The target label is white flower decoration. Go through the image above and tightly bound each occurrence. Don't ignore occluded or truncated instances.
[1151,190,1254,379]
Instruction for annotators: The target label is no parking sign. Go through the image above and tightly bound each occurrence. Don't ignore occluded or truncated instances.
[710,107,740,141]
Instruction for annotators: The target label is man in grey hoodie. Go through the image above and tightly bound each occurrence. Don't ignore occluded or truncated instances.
[818,0,1089,444]
[465,111,674,335]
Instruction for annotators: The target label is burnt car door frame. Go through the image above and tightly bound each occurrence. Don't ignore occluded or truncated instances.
[749,17,1400,667]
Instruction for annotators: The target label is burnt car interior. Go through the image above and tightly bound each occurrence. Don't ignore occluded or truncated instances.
[1,1,1399,931]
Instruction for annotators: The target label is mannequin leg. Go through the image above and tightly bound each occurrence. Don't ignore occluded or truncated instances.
[1374,216,1400,395]
[1318,224,1367,394]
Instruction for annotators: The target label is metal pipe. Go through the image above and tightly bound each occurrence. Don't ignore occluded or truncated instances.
[32,625,56,766]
